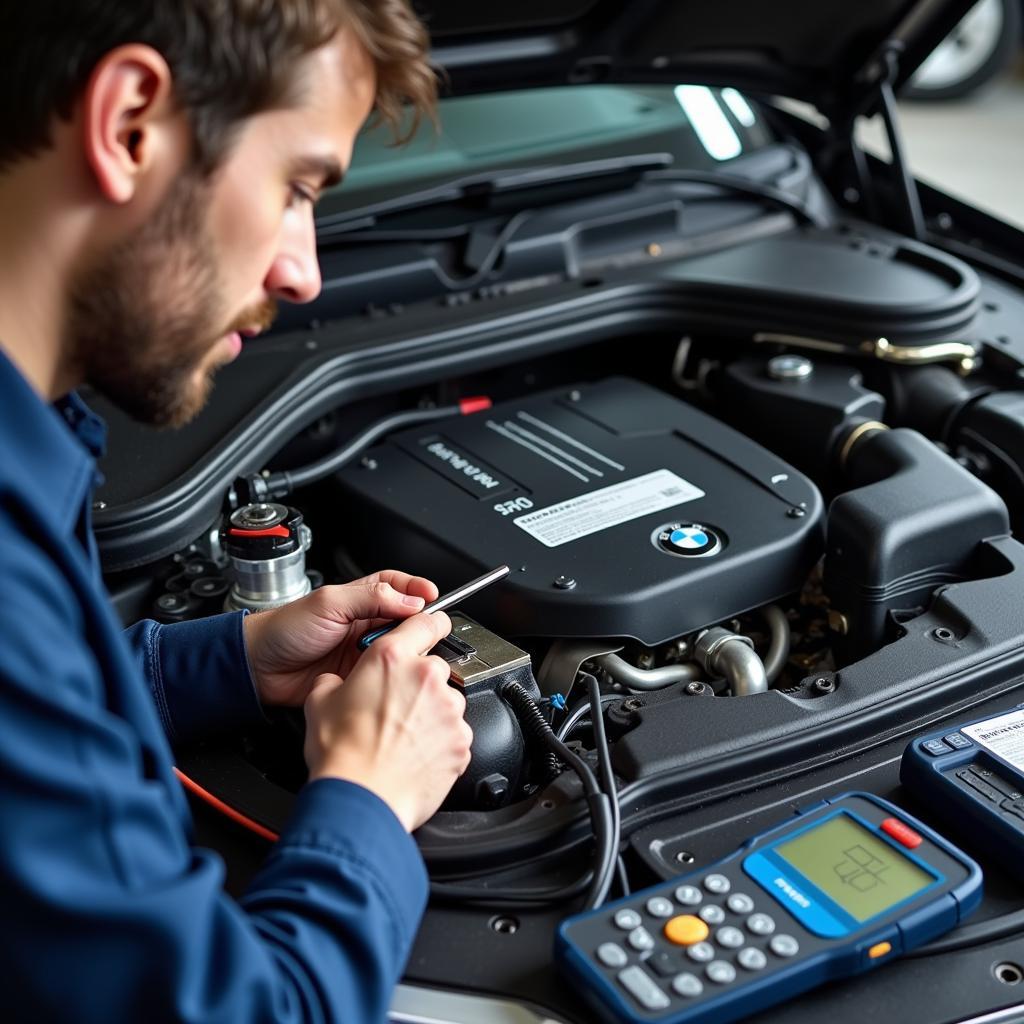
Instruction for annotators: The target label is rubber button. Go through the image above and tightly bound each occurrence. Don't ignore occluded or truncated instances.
[614,908,642,931]
[597,943,628,968]
[706,961,737,985]
[617,966,670,1011]
[664,915,710,946]
[687,942,716,963]
[675,885,703,906]
[923,738,952,756]
[646,896,675,918]
[628,926,655,952]
[672,973,703,998]
[699,905,725,925]
[704,873,731,894]
[727,893,755,915]
[881,818,923,849]
[944,732,972,750]
[868,941,893,960]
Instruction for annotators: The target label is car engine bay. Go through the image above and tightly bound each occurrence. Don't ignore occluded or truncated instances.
[91,118,1024,1021]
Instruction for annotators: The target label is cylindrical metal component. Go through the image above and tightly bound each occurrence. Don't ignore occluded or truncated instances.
[694,627,769,696]
[593,652,701,691]
[767,354,814,381]
[760,605,791,684]
[222,503,312,612]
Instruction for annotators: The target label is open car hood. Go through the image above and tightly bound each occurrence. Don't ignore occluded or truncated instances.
[425,0,979,113]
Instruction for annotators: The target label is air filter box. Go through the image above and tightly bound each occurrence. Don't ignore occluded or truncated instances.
[333,377,824,644]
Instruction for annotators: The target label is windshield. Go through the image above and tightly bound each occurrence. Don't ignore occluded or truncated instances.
[320,84,778,218]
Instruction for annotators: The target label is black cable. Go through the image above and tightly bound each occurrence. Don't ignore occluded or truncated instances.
[643,168,828,229]
[585,672,620,908]
[615,857,631,898]
[430,871,594,906]
[500,682,615,911]
[907,908,1024,958]
[265,404,467,496]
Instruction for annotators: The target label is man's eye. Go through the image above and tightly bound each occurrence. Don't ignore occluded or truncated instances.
[289,184,317,207]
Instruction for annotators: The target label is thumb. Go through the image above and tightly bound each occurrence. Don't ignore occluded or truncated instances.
[321,581,425,625]
[306,671,344,707]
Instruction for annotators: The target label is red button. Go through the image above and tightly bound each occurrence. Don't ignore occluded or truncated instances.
[881,817,922,849]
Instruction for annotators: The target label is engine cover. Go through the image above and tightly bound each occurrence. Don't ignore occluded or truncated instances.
[334,377,824,644]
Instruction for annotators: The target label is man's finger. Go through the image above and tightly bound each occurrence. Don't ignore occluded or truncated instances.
[381,609,453,656]
[359,570,439,604]
[319,581,425,624]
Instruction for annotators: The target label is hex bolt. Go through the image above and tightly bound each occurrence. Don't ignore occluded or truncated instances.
[813,677,835,694]
[553,575,577,590]
[932,627,955,642]
[686,681,709,696]
[622,697,644,713]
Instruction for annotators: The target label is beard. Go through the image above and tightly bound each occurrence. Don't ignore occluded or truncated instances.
[66,173,275,429]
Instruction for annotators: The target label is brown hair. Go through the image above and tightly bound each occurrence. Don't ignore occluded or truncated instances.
[0,0,437,173]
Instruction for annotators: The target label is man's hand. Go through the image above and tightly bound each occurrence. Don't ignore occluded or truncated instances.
[243,570,439,707]
[303,610,474,831]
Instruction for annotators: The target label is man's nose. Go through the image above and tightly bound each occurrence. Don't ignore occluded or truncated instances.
[264,213,322,304]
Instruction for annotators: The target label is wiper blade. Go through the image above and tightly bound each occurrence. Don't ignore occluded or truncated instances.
[315,153,674,240]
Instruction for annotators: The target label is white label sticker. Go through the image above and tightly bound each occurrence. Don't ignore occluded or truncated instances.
[513,469,704,548]
[963,709,1024,771]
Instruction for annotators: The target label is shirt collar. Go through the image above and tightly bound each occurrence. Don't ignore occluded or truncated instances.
[0,346,107,535]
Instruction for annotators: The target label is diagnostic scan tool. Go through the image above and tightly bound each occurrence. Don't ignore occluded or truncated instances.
[556,792,981,1024]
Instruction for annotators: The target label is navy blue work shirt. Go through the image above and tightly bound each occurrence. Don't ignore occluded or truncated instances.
[0,347,428,1022]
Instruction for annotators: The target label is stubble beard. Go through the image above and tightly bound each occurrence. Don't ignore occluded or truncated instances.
[67,173,228,429]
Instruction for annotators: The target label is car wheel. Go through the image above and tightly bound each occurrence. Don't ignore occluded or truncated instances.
[905,0,1021,101]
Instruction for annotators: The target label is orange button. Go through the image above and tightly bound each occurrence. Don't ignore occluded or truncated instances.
[868,941,892,959]
[664,915,710,946]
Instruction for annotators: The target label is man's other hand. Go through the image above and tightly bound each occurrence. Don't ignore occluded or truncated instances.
[303,610,474,831]
[243,570,439,707]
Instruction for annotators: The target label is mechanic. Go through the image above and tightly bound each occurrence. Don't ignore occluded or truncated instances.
[0,2,474,1021]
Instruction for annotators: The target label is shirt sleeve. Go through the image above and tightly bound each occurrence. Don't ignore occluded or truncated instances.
[2,534,429,1023]
[124,612,266,743]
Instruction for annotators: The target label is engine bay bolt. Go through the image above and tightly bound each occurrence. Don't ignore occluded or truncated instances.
[675,851,695,865]
[827,610,849,635]
[685,681,712,696]
[932,627,956,642]
[813,677,835,694]
[567,389,582,402]
[622,697,644,713]
[92,500,107,511]
[767,354,814,381]
[475,773,510,810]
[553,575,577,590]
[156,594,188,613]
[488,916,520,935]
[360,457,378,470]
[786,506,806,518]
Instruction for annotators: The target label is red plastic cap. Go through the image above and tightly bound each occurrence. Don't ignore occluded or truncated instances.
[881,817,923,849]
[228,525,290,539]
[459,396,492,415]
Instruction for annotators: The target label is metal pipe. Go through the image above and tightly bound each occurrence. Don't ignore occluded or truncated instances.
[760,605,791,684]
[593,653,700,691]
[694,628,768,696]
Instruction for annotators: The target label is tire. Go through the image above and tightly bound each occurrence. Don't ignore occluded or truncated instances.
[904,0,1021,101]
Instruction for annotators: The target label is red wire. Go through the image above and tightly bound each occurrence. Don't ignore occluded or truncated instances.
[173,767,280,843]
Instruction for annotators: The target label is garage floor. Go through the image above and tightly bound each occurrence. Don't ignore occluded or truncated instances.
[864,56,1024,231]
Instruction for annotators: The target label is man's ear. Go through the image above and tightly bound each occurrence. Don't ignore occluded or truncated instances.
[80,44,183,205]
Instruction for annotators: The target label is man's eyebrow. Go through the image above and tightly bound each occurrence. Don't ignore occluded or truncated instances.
[292,155,344,190]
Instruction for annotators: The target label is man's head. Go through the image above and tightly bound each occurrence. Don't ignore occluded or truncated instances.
[0,1,436,426]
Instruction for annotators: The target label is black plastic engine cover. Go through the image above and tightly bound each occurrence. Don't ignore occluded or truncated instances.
[333,377,824,643]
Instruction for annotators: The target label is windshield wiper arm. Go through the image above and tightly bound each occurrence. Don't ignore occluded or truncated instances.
[315,153,674,240]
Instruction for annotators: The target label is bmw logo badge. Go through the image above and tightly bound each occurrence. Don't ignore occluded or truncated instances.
[652,522,724,558]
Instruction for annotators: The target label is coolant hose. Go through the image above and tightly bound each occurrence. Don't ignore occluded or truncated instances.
[592,653,700,691]
[695,628,768,696]
[761,604,790,684]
